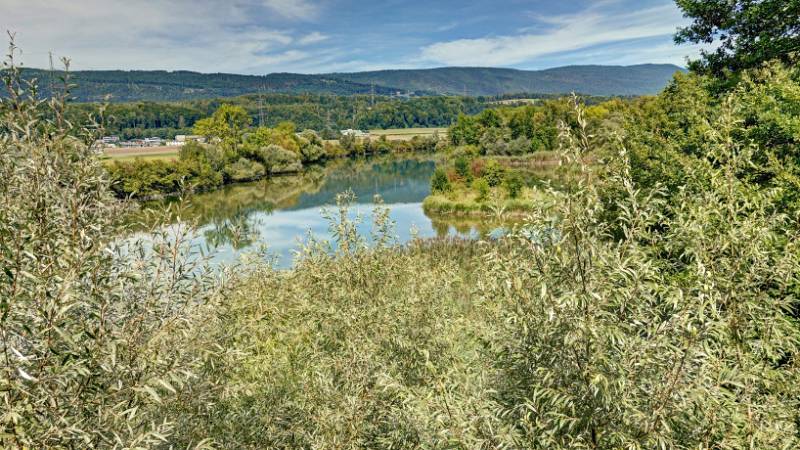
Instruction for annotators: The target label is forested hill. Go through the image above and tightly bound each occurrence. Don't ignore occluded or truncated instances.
[16,69,409,102]
[332,64,686,96]
[14,64,683,102]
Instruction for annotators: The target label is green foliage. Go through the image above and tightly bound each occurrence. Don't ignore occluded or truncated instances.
[620,62,800,214]
[193,104,251,148]
[430,167,452,193]
[1,42,228,448]
[224,157,266,182]
[5,12,800,447]
[447,97,626,155]
[298,129,325,163]
[503,170,524,199]
[675,0,800,75]
[488,101,800,448]
[260,144,303,174]
[507,136,532,155]
[449,114,481,146]
[473,177,490,202]
[63,93,487,139]
[454,155,471,181]
[483,159,505,187]
[169,102,800,447]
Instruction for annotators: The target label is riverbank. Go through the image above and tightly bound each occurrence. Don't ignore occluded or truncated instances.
[422,186,552,218]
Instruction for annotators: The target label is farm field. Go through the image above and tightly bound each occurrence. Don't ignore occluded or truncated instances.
[101,146,180,162]
[369,127,448,141]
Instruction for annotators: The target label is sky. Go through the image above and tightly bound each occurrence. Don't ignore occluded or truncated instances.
[0,0,704,74]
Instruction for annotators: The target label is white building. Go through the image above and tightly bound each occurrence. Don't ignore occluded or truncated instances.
[143,137,163,147]
[175,135,206,143]
[340,129,370,138]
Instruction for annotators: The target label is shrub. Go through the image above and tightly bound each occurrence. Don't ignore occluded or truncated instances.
[1,48,228,447]
[483,159,505,187]
[487,99,800,448]
[503,170,524,198]
[224,157,266,182]
[430,167,452,193]
[473,177,490,202]
[257,144,303,173]
[470,158,486,178]
[298,130,326,163]
[454,155,471,181]
[507,136,532,155]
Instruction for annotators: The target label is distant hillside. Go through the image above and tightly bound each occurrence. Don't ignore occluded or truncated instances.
[331,65,685,97]
[16,69,409,102]
[10,64,684,102]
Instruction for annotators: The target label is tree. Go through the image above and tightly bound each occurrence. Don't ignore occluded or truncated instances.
[430,167,452,193]
[193,104,252,144]
[675,0,800,75]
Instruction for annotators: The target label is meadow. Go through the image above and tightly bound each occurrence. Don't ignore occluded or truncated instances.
[101,146,180,162]
[369,127,448,141]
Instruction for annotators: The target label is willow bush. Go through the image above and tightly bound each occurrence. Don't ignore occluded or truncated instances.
[489,98,800,448]
[0,38,232,448]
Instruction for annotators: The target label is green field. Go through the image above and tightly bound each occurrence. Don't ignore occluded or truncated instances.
[369,127,448,141]
[101,154,179,164]
[101,146,179,163]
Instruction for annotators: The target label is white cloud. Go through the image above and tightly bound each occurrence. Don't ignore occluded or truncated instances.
[420,3,690,67]
[0,0,321,73]
[257,50,311,66]
[262,0,319,21]
[0,0,326,72]
[298,32,329,45]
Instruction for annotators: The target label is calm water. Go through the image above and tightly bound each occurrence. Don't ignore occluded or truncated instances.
[138,155,499,268]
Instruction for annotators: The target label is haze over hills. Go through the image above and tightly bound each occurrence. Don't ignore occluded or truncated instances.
[333,64,686,97]
[17,69,406,103]
[16,64,685,102]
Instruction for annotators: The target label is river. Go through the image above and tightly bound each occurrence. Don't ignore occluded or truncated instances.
[135,154,502,268]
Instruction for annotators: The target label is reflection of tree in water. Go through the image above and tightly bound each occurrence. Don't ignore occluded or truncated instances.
[288,157,436,209]
[429,216,519,239]
[204,209,261,250]
[431,219,450,238]
[136,156,436,232]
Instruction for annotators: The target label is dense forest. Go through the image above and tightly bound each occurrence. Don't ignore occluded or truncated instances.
[67,94,492,139]
[69,93,620,140]
[15,68,410,101]
[8,64,682,103]
[334,64,684,96]
[3,0,800,448]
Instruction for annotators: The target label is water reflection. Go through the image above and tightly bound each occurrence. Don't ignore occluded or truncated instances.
[136,155,507,268]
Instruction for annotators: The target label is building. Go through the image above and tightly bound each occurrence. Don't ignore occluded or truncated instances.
[143,137,163,147]
[175,135,206,144]
[340,129,370,139]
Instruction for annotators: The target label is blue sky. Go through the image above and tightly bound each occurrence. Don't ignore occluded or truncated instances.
[1,0,702,74]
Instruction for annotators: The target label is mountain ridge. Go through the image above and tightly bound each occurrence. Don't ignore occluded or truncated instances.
[13,64,685,102]
[332,64,685,96]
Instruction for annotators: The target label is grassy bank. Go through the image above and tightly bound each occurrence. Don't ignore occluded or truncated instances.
[422,186,552,218]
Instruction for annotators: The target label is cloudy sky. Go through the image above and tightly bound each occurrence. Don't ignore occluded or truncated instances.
[0,0,703,74]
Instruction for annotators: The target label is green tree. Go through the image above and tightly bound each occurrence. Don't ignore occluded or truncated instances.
[675,0,800,75]
[430,167,452,193]
[483,159,505,187]
[193,104,252,152]
[503,170,524,198]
